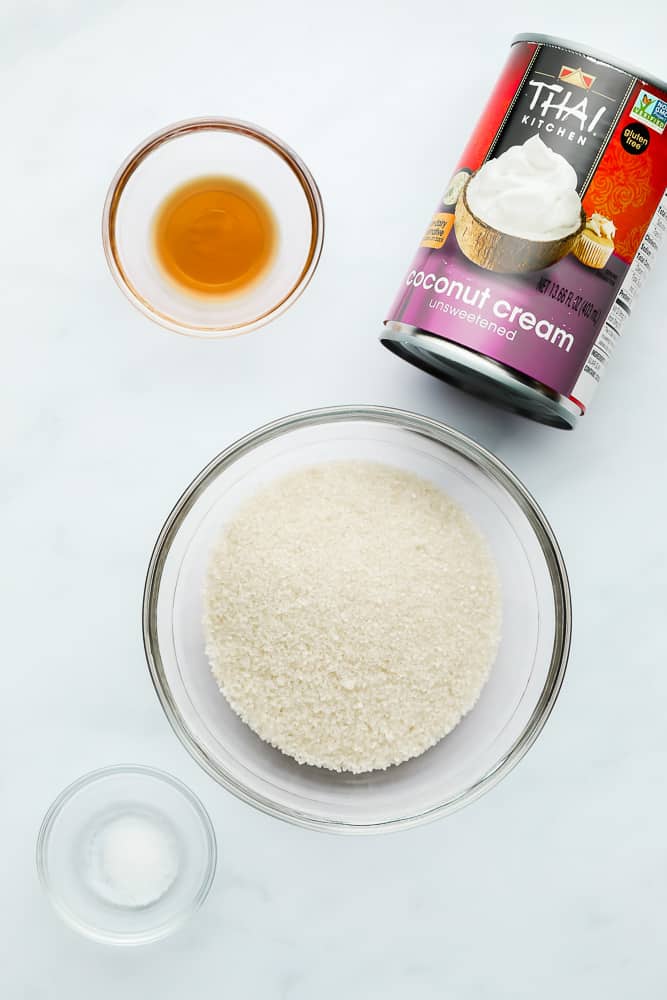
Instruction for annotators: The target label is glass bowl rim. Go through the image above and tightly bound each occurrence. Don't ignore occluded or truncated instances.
[36,763,218,945]
[142,405,572,834]
[101,116,325,338]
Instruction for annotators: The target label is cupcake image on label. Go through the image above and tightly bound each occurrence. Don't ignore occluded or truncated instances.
[573,213,617,269]
[454,136,585,274]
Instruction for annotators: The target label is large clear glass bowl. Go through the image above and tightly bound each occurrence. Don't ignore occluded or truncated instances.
[143,407,570,833]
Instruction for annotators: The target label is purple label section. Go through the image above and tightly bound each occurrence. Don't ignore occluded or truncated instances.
[387,236,627,397]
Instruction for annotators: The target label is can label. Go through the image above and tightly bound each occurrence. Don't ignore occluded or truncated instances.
[386,39,667,411]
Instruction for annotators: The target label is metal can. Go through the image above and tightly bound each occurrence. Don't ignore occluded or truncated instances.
[382,34,667,428]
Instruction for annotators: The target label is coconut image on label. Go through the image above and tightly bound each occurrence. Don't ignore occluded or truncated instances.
[382,34,667,429]
[454,135,585,273]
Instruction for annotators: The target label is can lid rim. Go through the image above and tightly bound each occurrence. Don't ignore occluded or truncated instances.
[512,33,667,94]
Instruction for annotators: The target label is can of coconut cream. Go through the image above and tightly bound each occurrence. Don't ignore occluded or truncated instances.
[382,34,667,428]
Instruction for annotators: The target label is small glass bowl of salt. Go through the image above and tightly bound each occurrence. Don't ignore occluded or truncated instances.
[36,765,216,945]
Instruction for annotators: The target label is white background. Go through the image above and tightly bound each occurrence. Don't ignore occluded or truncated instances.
[3,1,667,996]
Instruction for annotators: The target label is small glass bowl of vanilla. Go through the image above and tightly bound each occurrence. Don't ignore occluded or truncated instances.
[102,118,324,337]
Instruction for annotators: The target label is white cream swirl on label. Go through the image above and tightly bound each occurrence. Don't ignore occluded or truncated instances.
[466,135,582,241]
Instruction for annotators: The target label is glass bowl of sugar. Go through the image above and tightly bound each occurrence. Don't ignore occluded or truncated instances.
[102,118,324,337]
[143,406,571,834]
[36,765,216,944]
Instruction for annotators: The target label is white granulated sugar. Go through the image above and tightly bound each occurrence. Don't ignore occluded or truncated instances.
[203,461,501,773]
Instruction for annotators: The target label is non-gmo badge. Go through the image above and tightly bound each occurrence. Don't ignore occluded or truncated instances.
[629,89,667,134]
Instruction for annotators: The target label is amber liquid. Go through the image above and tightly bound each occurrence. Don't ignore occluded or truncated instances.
[153,175,276,296]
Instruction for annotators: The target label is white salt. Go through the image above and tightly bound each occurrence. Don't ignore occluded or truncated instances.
[86,812,179,909]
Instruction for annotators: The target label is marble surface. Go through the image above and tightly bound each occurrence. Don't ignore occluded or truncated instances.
[3,1,666,996]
